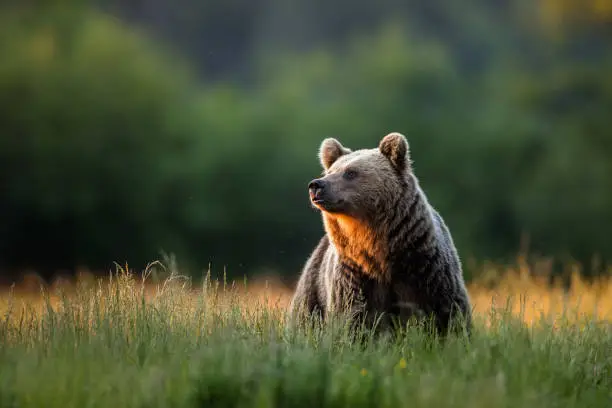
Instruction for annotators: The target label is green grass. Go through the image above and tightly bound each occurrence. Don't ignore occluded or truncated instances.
[0,268,610,408]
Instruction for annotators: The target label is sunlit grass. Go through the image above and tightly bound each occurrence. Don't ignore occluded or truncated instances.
[4,256,611,326]
[0,259,610,407]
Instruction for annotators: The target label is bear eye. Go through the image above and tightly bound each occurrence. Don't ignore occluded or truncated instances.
[343,169,358,180]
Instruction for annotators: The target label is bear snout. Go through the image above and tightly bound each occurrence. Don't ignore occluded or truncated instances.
[308,179,326,202]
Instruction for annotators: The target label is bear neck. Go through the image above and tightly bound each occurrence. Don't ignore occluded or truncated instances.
[323,213,390,282]
[322,174,436,283]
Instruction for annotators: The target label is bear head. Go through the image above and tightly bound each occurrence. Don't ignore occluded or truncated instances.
[308,132,413,222]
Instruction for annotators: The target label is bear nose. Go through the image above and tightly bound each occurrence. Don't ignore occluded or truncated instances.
[308,179,325,191]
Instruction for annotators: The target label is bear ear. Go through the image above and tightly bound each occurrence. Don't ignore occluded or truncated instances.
[379,132,410,171]
[319,138,352,170]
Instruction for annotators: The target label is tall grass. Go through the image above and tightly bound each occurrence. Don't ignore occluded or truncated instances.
[0,261,610,407]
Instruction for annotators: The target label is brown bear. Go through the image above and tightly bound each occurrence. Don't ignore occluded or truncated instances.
[288,132,472,336]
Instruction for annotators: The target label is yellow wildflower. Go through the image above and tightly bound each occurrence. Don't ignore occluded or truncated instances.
[398,358,407,369]
[360,368,368,376]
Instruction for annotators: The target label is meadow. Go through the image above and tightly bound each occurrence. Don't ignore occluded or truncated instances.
[0,259,611,408]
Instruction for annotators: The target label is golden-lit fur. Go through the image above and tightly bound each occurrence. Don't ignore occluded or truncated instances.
[290,132,472,336]
[323,215,389,282]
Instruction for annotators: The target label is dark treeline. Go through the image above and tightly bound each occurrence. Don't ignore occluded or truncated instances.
[1,0,612,281]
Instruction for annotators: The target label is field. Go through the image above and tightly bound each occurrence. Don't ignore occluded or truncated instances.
[0,260,611,408]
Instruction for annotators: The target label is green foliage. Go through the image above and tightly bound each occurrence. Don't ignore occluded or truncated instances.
[0,271,610,407]
[0,8,206,270]
[1,2,612,278]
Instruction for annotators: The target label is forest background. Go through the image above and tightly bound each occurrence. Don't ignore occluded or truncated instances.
[1,0,612,284]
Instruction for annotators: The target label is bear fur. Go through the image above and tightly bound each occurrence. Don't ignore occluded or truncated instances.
[288,132,472,336]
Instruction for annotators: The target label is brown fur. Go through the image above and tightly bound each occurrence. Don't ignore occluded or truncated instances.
[323,215,389,282]
[289,132,472,336]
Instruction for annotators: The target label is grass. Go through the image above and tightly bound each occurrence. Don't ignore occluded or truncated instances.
[0,260,611,408]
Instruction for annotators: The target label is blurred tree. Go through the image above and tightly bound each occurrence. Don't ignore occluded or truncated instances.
[0,6,205,276]
[1,0,612,280]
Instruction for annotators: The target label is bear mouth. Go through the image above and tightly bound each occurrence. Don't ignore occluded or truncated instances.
[309,189,324,204]
[310,196,344,212]
[311,195,325,205]
[309,189,346,212]
[310,197,326,208]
